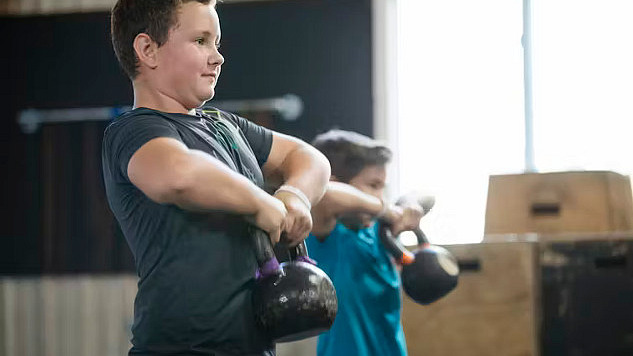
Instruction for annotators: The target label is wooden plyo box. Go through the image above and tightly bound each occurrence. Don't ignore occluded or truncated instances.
[539,237,633,356]
[484,171,633,236]
[401,242,540,356]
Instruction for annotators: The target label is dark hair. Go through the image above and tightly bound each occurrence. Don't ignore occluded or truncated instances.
[311,129,392,183]
[111,0,212,79]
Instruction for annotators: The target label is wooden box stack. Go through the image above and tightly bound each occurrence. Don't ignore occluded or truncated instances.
[403,171,633,356]
[401,242,540,356]
[484,171,633,236]
[539,236,633,356]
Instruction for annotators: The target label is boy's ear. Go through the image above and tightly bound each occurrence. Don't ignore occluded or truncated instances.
[133,33,159,69]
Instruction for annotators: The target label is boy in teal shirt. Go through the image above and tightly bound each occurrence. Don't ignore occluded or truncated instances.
[306,129,424,356]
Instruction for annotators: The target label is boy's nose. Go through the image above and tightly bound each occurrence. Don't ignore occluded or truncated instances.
[208,48,224,66]
[212,53,224,66]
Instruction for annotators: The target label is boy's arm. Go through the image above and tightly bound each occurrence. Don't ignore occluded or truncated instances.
[262,132,331,206]
[127,137,287,242]
[262,132,331,244]
[310,181,385,238]
[311,183,425,240]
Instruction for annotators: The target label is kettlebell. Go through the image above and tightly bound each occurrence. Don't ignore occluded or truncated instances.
[250,228,338,343]
[379,196,459,305]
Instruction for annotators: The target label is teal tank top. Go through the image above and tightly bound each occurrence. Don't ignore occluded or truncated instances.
[305,222,408,356]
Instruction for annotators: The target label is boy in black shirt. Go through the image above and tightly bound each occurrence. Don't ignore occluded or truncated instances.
[104,1,330,355]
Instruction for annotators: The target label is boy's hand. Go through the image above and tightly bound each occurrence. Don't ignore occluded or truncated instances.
[251,193,288,245]
[383,203,424,236]
[273,191,313,246]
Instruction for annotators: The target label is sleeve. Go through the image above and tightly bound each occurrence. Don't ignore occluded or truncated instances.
[103,115,182,181]
[231,114,273,167]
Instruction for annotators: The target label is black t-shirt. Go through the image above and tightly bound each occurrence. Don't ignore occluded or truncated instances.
[102,107,275,356]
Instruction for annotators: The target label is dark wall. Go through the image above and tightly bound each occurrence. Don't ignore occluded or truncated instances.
[215,0,373,139]
[0,0,373,274]
[1,12,134,274]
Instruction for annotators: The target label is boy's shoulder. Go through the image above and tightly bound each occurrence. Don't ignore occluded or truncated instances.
[103,108,182,145]
[107,107,187,128]
[107,107,161,126]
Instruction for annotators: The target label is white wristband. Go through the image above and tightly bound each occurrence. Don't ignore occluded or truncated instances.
[275,185,311,210]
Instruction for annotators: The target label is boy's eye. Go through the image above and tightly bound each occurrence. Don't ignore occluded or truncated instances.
[195,38,220,50]
[370,182,384,190]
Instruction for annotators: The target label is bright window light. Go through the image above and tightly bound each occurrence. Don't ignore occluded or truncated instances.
[396,0,524,244]
[396,0,633,245]
[532,0,633,173]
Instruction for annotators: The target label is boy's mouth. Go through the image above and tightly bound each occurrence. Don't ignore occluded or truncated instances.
[202,74,217,85]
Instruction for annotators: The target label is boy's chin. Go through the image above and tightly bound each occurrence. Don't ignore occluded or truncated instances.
[197,89,215,105]
[339,214,375,231]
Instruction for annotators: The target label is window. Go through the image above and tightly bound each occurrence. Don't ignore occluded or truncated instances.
[394,0,633,245]
[532,0,633,173]
[396,0,524,244]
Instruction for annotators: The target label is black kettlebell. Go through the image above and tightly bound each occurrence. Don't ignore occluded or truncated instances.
[379,197,459,305]
[251,228,338,343]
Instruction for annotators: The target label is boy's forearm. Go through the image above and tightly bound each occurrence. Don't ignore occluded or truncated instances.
[162,149,267,214]
[310,182,383,237]
[316,182,383,217]
[276,145,331,205]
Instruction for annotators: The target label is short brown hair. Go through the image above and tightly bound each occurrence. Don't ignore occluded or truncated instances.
[111,0,213,79]
[311,129,392,183]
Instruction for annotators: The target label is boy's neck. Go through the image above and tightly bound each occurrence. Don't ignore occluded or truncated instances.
[132,80,196,115]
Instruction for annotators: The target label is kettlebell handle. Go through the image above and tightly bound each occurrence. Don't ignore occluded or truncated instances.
[412,227,430,246]
[251,227,282,277]
[287,240,307,257]
[379,222,415,265]
[394,193,434,246]
[286,239,318,265]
